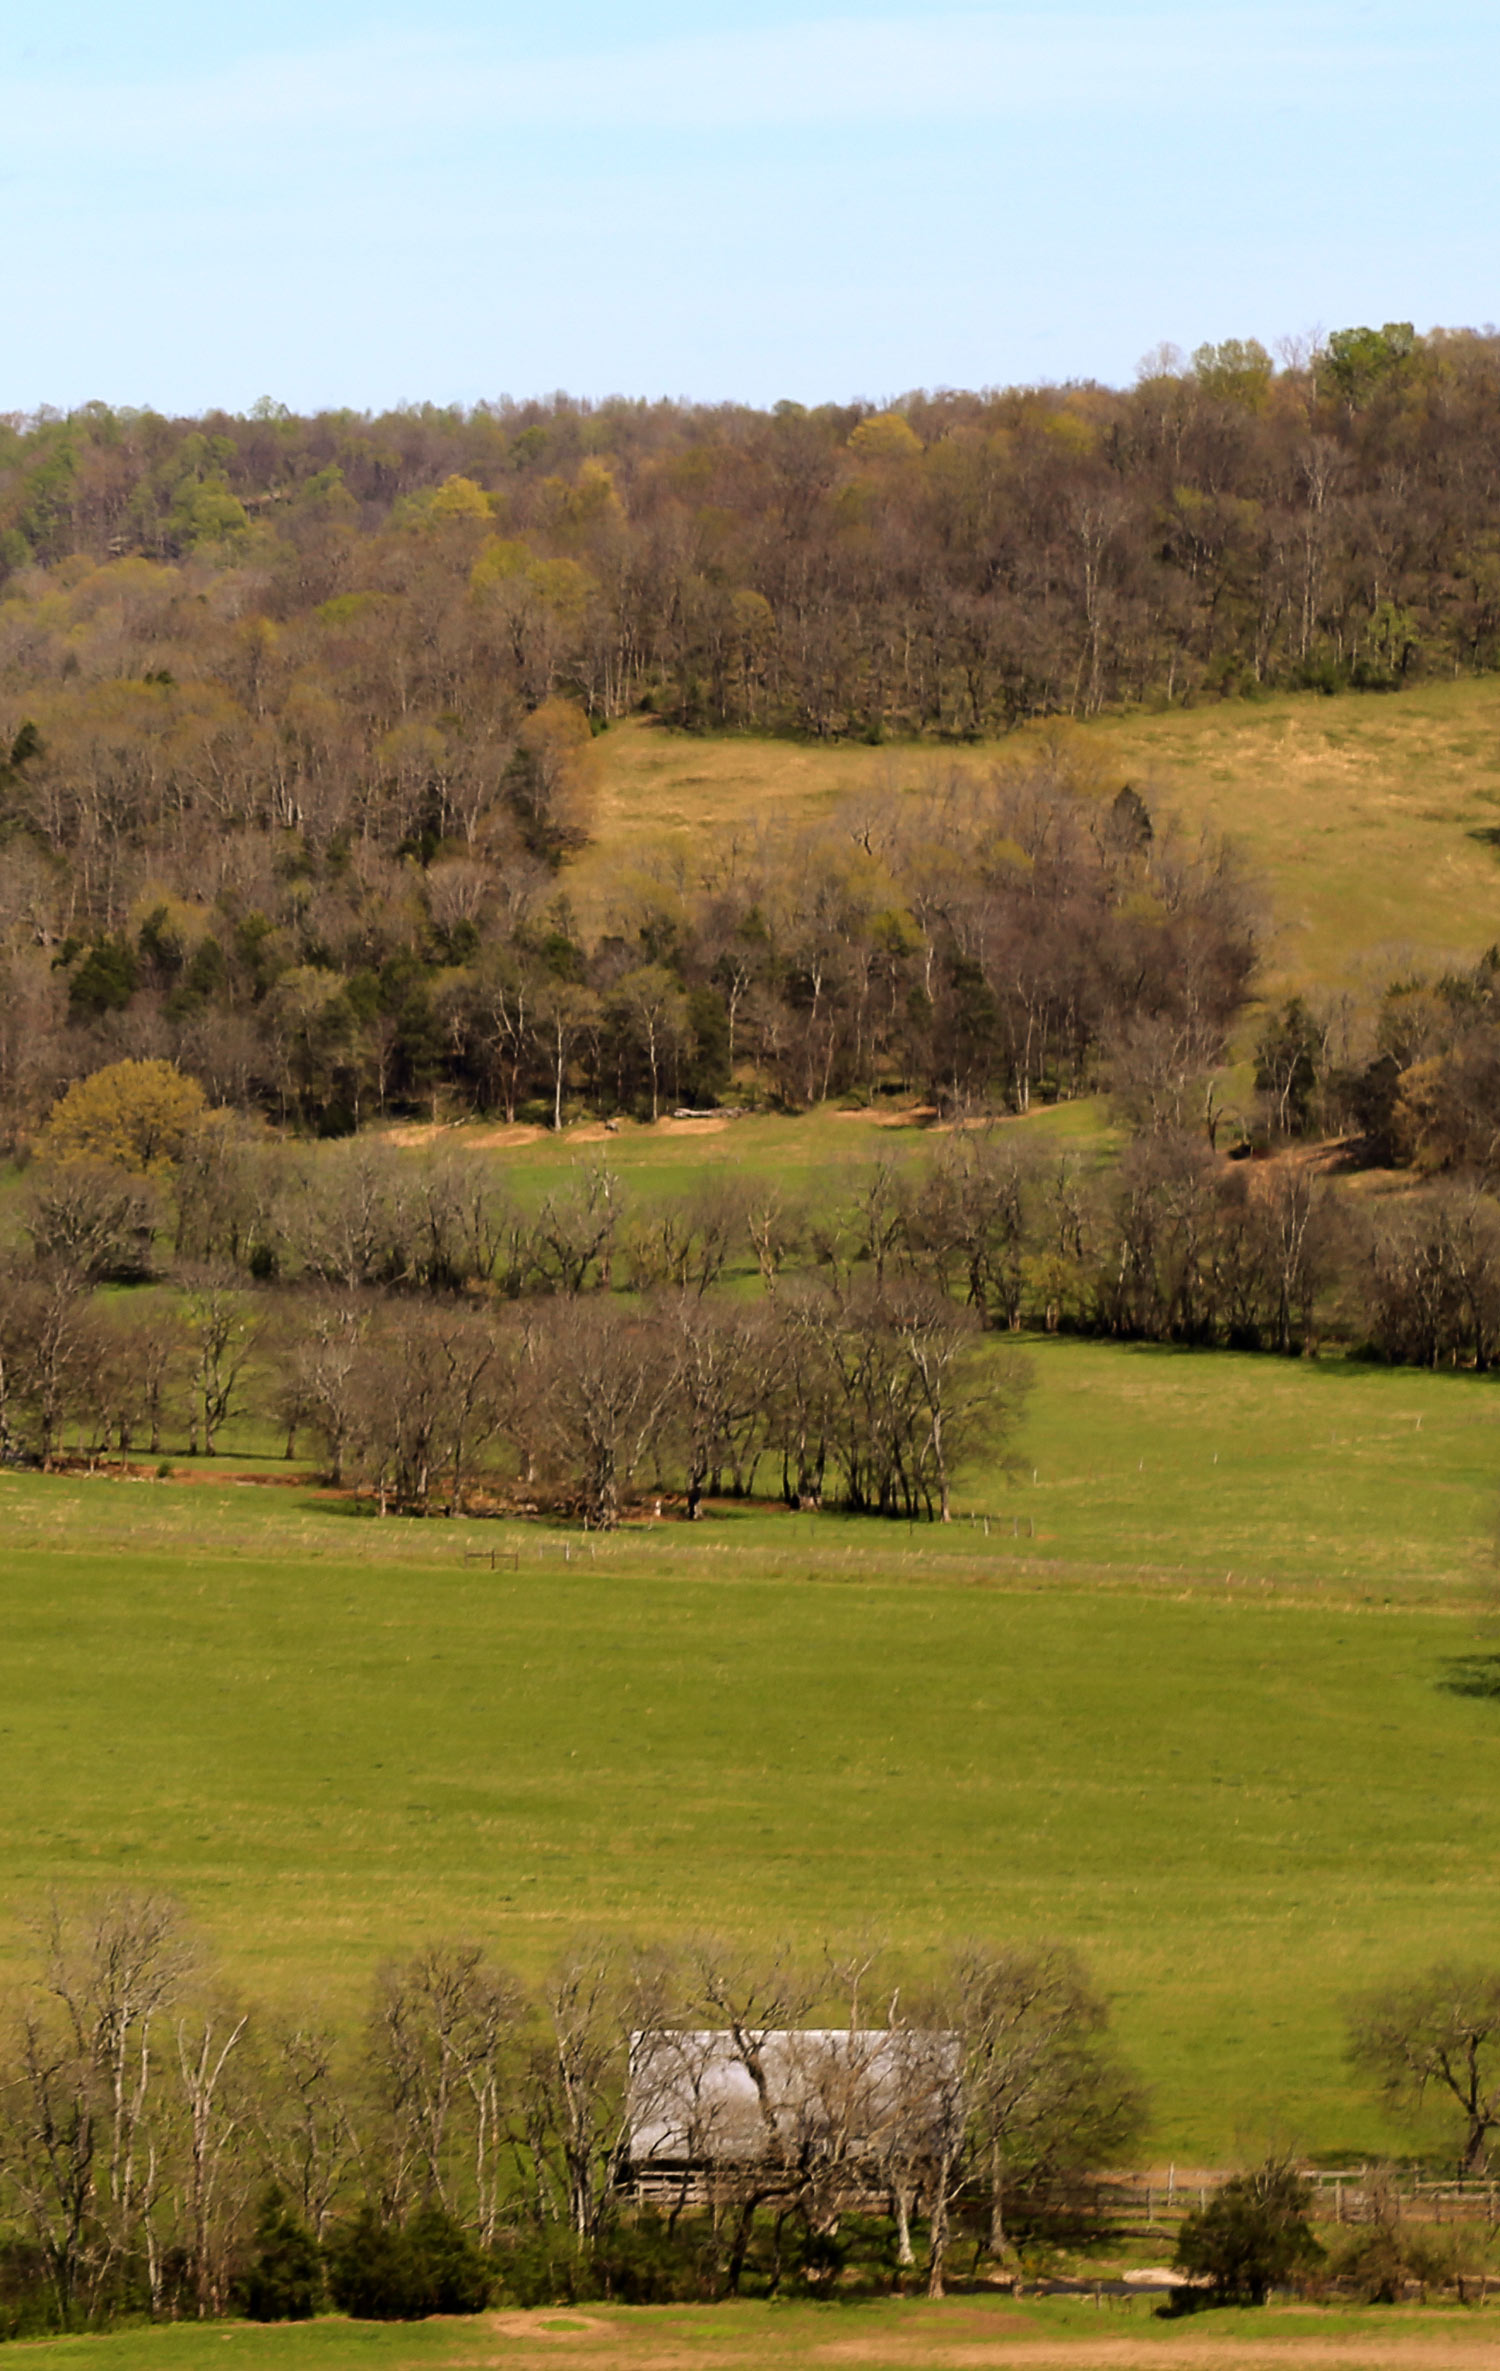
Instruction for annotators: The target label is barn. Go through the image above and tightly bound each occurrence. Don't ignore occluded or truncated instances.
[624,2027,961,2204]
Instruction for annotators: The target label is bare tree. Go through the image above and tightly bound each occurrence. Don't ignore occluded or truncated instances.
[0,1265,109,1469]
[534,1299,671,1528]
[344,1304,501,1515]
[96,1301,189,1457]
[659,1295,776,1517]
[256,2019,363,2240]
[939,1942,1146,2266]
[173,2000,252,2316]
[0,1894,197,2322]
[532,1164,624,1295]
[22,1163,161,1284]
[626,1179,749,1299]
[520,1940,673,2244]
[681,1941,818,2291]
[284,1297,367,1484]
[182,1278,261,1456]
[367,1944,524,2242]
[1350,1967,1500,2174]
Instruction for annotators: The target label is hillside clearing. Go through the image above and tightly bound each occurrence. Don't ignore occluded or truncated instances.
[576,683,1500,993]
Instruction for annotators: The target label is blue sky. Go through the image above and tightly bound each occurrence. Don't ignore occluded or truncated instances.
[5,0,1495,413]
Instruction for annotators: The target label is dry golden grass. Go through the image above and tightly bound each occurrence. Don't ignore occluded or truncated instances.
[576,683,1500,994]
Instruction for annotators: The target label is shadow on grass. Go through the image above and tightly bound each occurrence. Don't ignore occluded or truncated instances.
[1437,1653,1500,1698]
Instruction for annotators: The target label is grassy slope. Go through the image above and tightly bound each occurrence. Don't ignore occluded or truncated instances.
[410,1101,1119,1208]
[577,680,1500,991]
[7,1338,1500,2162]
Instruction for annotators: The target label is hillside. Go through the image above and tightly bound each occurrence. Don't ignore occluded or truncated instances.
[578,680,1500,994]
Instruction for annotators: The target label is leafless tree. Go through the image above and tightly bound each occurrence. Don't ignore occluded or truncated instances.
[907,1133,1031,1328]
[658,1295,776,1517]
[533,1299,671,1527]
[91,1300,189,1459]
[283,1296,368,1484]
[1349,1966,1500,2174]
[0,1894,197,2322]
[255,2019,363,2240]
[532,1164,624,1294]
[367,1943,524,2242]
[681,1941,819,2291]
[938,1941,1146,2266]
[626,1179,749,1298]
[22,1163,161,1284]
[172,1999,252,2316]
[520,1939,674,2244]
[0,1264,109,1469]
[181,1278,261,1456]
[344,1304,502,1514]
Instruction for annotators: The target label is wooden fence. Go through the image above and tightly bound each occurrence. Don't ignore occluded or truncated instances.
[1095,2170,1500,2229]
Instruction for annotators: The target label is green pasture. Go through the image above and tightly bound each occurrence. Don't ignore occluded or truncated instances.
[422,1097,1120,1215]
[8,2294,1499,2371]
[4,1339,1500,2161]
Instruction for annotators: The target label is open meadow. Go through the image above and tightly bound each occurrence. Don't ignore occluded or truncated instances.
[5,1332,1500,2164]
[577,681,1500,994]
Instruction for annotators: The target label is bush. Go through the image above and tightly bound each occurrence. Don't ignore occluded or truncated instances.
[325,2205,492,2320]
[1331,2218,1449,2304]
[1173,2161,1324,2305]
[491,2217,715,2308]
[238,2186,322,2321]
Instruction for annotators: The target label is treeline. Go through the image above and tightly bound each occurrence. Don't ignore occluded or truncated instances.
[0,759,1255,1139]
[0,1246,1020,1527]
[2,324,1496,758]
[8,1100,1500,1528]
[4,1904,1491,2334]
[0,1895,1141,2330]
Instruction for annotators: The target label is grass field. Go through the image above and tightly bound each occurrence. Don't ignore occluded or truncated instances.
[11,681,1500,2229]
[6,1338,1500,2164]
[577,680,1500,992]
[11,2295,1500,2371]
[383,1100,1121,1215]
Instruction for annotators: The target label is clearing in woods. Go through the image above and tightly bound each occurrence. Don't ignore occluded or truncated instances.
[574,680,1500,991]
[4,1336,1500,2163]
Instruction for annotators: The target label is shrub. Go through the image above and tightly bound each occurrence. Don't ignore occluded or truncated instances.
[325,2205,491,2320]
[1331,2218,1448,2304]
[1173,2161,1324,2305]
[238,2186,322,2321]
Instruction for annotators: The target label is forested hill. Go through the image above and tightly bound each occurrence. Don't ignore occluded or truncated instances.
[0,324,1495,1138]
[2,323,1497,748]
